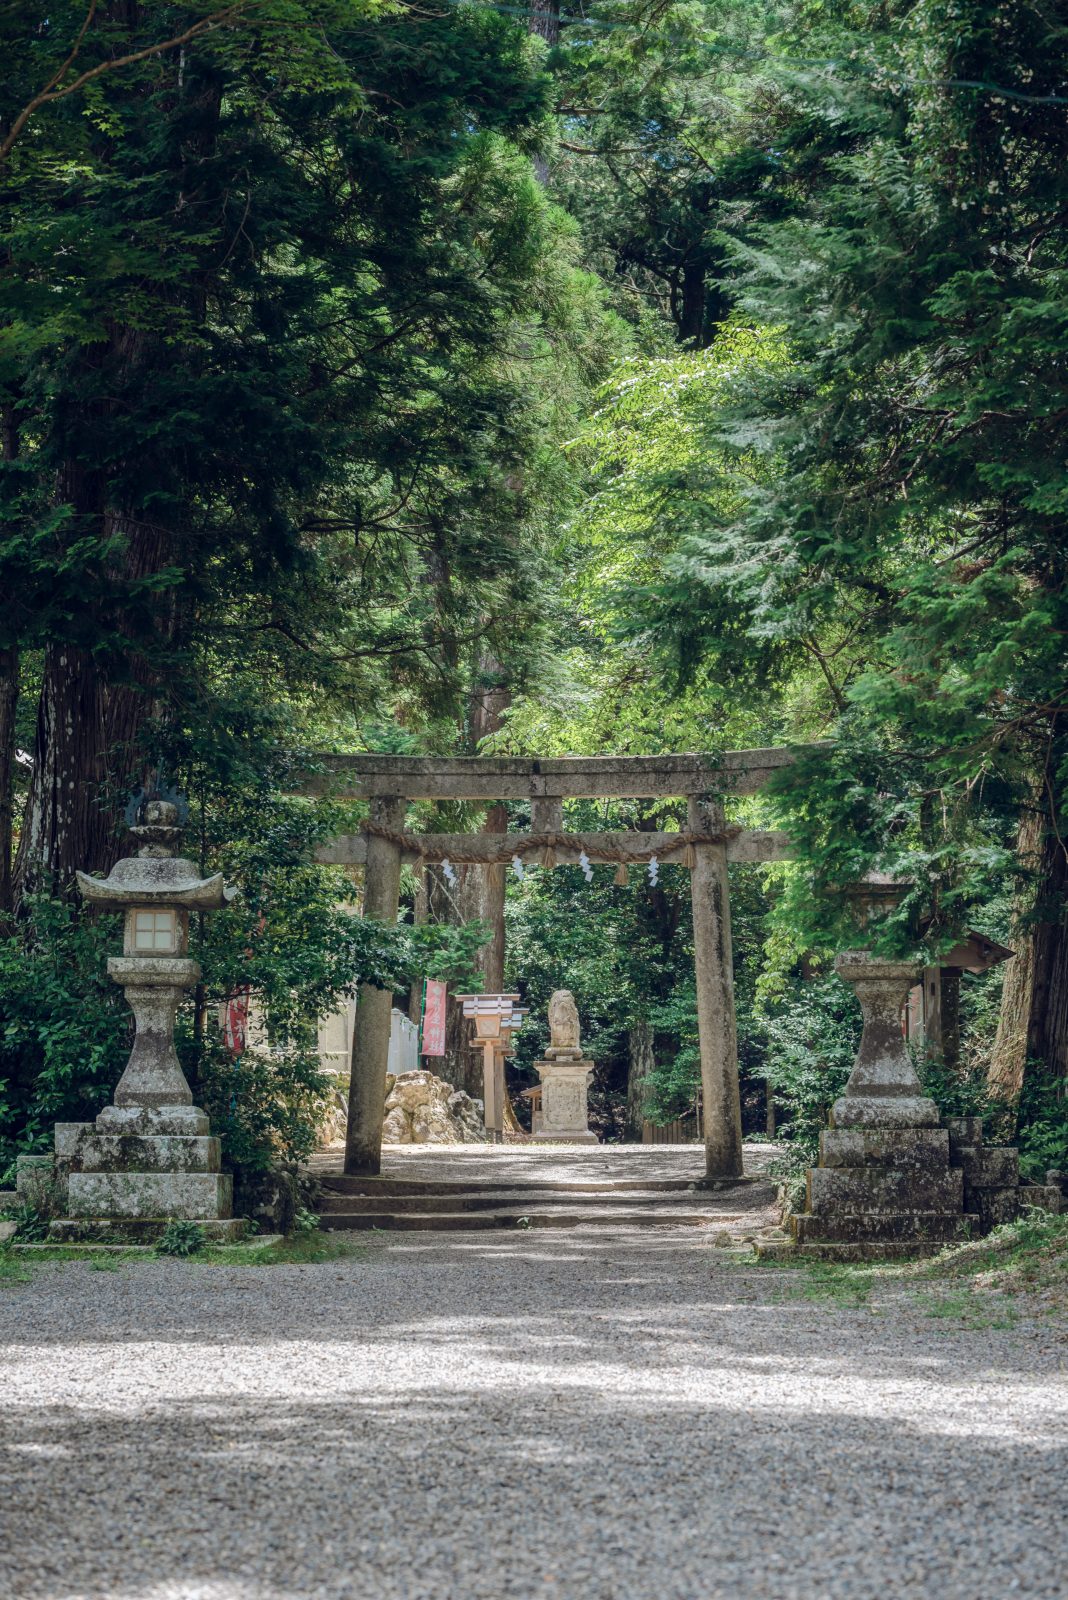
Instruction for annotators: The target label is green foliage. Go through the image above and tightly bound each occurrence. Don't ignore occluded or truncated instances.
[154,1221,207,1258]
[3,1202,49,1242]
[760,976,860,1172]
[0,898,128,1182]
[407,921,490,991]
[290,1206,321,1237]
[1014,1077,1068,1184]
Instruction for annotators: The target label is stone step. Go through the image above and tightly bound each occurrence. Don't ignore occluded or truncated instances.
[319,1175,714,1197]
[793,1211,979,1245]
[320,1206,751,1232]
[794,1240,956,1262]
[819,1127,950,1171]
[71,1133,222,1174]
[319,1187,734,1215]
[808,1165,963,1216]
[67,1171,232,1220]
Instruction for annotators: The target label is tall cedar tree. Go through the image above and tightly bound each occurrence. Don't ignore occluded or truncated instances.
[663,1,1068,1086]
[0,1,557,898]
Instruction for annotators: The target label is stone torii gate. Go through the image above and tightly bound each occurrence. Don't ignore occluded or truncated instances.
[304,751,794,1181]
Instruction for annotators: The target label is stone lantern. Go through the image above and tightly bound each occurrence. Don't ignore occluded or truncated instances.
[791,875,966,1255]
[48,797,246,1243]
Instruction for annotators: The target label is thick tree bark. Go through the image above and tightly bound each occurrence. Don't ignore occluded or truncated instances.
[0,645,17,916]
[15,513,171,895]
[528,0,560,46]
[13,40,223,898]
[408,865,428,1025]
[990,801,1068,1098]
[625,1017,655,1142]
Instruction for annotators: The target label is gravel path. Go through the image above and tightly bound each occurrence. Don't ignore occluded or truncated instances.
[308,1141,782,1184]
[2,1222,1066,1600]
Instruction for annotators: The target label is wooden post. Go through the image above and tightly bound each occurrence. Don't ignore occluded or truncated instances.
[344,796,405,1177]
[922,964,942,1058]
[483,1043,506,1143]
[941,969,962,1071]
[688,795,743,1180]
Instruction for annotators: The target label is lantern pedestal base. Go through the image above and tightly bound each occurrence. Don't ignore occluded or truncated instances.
[48,1100,241,1240]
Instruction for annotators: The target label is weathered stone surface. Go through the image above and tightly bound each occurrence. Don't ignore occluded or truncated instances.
[0,1220,18,1245]
[105,956,201,1107]
[548,990,581,1053]
[959,1145,1020,1189]
[689,795,742,1180]
[95,1104,210,1137]
[1018,1184,1063,1214]
[54,1123,94,1158]
[15,1155,56,1206]
[795,1239,953,1261]
[382,1107,412,1144]
[531,1055,598,1144]
[829,955,940,1130]
[382,1071,488,1145]
[388,1071,451,1112]
[972,1188,1022,1230]
[71,1135,221,1174]
[831,1096,943,1129]
[945,1115,984,1151]
[808,1166,963,1217]
[67,1171,232,1221]
[793,1211,976,1245]
[295,747,797,801]
[819,1127,950,1170]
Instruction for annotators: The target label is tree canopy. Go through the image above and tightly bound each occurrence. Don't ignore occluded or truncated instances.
[2,0,1065,1182]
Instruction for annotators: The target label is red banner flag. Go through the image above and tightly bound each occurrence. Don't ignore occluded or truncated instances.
[224,985,252,1057]
[421,979,448,1057]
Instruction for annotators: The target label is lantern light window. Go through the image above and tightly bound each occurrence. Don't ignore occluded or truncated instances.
[133,910,177,951]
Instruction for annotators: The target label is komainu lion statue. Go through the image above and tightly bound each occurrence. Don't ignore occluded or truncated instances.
[548,989,581,1052]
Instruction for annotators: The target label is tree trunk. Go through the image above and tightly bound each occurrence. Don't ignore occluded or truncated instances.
[990,801,1068,1098]
[13,43,221,901]
[625,1017,655,1142]
[528,0,560,46]
[0,645,17,917]
[408,864,428,1025]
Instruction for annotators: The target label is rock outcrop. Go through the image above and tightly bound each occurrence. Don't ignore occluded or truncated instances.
[382,1070,488,1145]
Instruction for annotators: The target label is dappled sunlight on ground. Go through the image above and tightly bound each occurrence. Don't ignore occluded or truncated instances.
[1,1222,1065,1600]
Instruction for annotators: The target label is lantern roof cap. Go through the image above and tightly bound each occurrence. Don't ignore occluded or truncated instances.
[77,796,232,909]
[77,857,228,909]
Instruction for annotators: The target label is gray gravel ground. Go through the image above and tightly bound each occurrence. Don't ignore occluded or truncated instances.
[308,1142,781,1183]
[2,1223,1066,1600]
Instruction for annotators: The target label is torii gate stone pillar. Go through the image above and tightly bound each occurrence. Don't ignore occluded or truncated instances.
[345,795,405,1177]
[689,795,743,1181]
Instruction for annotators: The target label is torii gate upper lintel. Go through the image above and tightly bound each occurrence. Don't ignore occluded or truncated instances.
[303,751,797,1182]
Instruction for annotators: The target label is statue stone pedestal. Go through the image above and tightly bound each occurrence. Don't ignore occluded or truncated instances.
[791,953,971,1258]
[528,991,598,1144]
[530,1049,598,1144]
